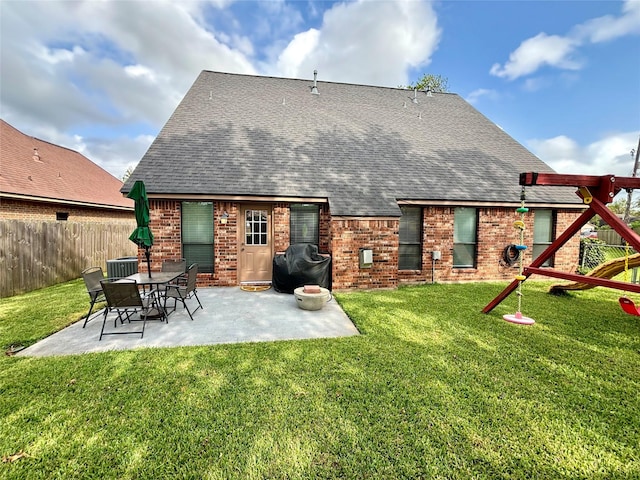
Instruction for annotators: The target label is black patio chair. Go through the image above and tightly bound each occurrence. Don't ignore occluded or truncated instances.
[82,266,106,328]
[161,258,187,287]
[162,258,187,274]
[99,278,162,340]
[164,263,203,320]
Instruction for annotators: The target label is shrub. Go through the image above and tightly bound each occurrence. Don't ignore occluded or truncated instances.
[579,237,606,274]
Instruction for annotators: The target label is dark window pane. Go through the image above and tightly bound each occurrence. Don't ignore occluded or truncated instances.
[182,202,214,243]
[291,204,320,245]
[533,209,555,267]
[399,244,421,270]
[182,202,214,273]
[453,208,477,268]
[453,244,476,268]
[399,206,422,270]
[182,244,214,273]
[399,207,421,243]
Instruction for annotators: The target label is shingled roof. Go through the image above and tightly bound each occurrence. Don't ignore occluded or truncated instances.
[123,71,579,216]
[1,120,133,210]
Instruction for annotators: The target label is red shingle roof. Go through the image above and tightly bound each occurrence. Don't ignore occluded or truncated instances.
[0,119,132,210]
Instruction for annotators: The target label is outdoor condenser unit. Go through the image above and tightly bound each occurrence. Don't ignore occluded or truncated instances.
[106,256,138,278]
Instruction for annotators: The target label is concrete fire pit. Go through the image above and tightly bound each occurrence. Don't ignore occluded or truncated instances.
[294,286,331,311]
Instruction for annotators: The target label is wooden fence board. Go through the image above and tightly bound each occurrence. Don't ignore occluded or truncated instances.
[0,220,137,297]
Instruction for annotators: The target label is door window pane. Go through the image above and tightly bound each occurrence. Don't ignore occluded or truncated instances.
[246,209,268,245]
[182,202,214,273]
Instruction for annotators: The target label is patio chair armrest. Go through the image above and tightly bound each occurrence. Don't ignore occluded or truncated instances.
[174,274,188,286]
[141,287,159,300]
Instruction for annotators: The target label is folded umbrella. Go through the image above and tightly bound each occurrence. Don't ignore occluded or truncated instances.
[127,180,154,278]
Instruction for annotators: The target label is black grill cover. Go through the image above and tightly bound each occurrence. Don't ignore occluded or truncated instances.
[272,244,331,293]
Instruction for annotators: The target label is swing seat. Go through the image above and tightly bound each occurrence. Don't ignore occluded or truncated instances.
[619,297,640,316]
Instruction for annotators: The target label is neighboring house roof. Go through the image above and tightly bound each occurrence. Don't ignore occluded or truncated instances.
[1,119,132,210]
[123,71,580,216]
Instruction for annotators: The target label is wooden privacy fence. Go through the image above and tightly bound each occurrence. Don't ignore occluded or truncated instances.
[0,220,137,298]
[596,228,640,246]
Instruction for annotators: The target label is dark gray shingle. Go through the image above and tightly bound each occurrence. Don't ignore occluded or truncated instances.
[123,71,579,216]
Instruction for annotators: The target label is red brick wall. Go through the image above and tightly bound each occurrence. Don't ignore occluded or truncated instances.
[398,206,582,285]
[213,202,238,286]
[143,200,182,274]
[330,218,399,290]
[147,199,582,290]
[554,209,583,271]
[319,204,331,252]
[1,197,133,223]
[273,203,290,253]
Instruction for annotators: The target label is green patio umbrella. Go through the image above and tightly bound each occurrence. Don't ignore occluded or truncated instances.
[127,180,154,278]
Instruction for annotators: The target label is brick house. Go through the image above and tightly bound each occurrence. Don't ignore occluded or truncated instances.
[122,71,583,290]
[1,119,133,222]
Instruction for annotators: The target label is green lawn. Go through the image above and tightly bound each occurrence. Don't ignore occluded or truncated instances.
[0,280,638,479]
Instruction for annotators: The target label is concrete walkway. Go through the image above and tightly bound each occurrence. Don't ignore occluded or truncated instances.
[17,287,359,357]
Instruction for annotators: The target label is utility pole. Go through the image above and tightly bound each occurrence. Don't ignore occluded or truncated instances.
[623,134,640,224]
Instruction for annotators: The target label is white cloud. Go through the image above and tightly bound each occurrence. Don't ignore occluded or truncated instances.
[34,45,86,65]
[0,0,258,176]
[465,88,498,104]
[491,0,640,80]
[571,0,640,43]
[274,0,441,86]
[276,29,320,78]
[529,132,640,177]
[490,33,580,80]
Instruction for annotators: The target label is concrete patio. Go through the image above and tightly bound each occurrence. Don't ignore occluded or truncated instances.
[17,287,359,357]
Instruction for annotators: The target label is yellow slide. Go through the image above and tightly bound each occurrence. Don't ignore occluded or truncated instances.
[549,253,640,293]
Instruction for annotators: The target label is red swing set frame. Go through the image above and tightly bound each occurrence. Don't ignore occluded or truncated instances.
[483,172,640,315]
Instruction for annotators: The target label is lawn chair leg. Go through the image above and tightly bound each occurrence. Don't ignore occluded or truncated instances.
[83,298,99,328]
[192,290,203,313]
[99,308,109,341]
[182,295,194,321]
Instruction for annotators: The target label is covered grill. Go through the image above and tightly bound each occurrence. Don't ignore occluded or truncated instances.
[272,244,331,293]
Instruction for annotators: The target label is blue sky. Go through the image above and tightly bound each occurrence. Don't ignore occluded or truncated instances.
[1,0,638,183]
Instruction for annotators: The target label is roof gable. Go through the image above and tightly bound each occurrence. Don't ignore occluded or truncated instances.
[124,71,579,215]
[1,120,132,210]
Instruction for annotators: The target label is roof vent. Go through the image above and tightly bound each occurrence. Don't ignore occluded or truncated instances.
[33,148,41,162]
[310,70,319,95]
[412,88,418,104]
[426,88,433,98]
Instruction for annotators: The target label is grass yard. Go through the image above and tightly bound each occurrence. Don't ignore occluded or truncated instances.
[0,280,638,479]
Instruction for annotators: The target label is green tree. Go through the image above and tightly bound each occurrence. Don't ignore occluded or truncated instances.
[608,198,627,215]
[400,73,449,93]
[609,197,640,220]
[122,165,135,182]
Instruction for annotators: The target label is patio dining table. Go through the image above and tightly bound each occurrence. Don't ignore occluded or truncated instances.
[121,271,183,321]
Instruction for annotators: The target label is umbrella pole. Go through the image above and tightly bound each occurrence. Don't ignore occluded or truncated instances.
[145,247,151,278]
